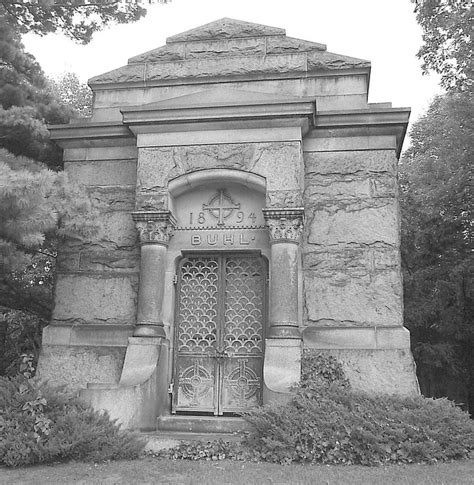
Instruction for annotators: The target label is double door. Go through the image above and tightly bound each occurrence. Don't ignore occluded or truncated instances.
[173,252,266,415]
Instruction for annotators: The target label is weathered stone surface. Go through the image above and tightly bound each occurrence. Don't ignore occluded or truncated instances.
[166,18,285,43]
[137,148,179,190]
[94,211,137,247]
[306,201,399,246]
[304,269,403,326]
[37,345,125,389]
[266,36,326,54]
[128,43,186,64]
[267,190,303,207]
[89,64,145,85]
[305,174,396,200]
[64,146,138,162]
[135,190,168,211]
[88,186,135,212]
[65,160,137,186]
[307,51,370,71]
[79,248,139,272]
[145,54,307,82]
[308,349,419,396]
[52,274,138,325]
[185,38,266,58]
[303,245,399,276]
[304,151,397,176]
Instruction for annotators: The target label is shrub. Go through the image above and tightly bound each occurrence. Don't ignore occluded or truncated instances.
[0,375,145,467]
[242,352,474,465]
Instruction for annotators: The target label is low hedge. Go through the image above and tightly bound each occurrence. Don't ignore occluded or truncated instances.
[0,375,145,467]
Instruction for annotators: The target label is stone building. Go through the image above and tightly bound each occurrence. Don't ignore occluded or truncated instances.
[41,19,419,430]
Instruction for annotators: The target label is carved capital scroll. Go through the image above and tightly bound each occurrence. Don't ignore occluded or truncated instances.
[132,210,177,246]
[262,207,304,244]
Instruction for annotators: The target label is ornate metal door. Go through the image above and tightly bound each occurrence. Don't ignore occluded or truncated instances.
[173,253,266,415]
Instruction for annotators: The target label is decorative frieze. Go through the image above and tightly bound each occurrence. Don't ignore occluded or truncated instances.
[132,211,177,246]
[263,208,304,244]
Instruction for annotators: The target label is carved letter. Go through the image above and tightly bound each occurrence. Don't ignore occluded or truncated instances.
[207,234,218,246]
[191,235,202,246]
[239,233,250,245]
[223,234,234,245]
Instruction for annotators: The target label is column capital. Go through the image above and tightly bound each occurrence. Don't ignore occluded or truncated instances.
[132,210,177,246]
[262,207,304,244]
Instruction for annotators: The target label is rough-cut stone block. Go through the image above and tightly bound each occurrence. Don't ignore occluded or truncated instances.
[52,274,138,325]
[88,186,135,212]
[306,201,399,246]
[66,160,137,186]
[89,64,145,85]
[304,269,403,326]
[304,150,397,176]
[307,51,370,71]
[305,174,396,200]
[128,43,186,63]
[79,247,139,272]
[145,54,307,82]
[137,148,179,190]
[37,345,125,389]
[308,349,419,396]
[135,190,168,211]
[95,211,137,247]
[267,190,303,207]
[303,246,399,277]
[266,36,326,54]
[251,142,303,191]
[185,38,266,58]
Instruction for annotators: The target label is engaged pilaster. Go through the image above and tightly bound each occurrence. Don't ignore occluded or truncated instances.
[263,208,304,338]
[132,210,176,338]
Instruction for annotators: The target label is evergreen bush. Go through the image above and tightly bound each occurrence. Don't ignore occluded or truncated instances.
[242,351,474,465]
[0,374,145,467]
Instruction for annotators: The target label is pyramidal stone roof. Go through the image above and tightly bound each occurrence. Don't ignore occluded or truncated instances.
[89,18,370,88]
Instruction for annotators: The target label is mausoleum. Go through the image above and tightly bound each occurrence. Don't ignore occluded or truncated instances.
[41,18,419,431]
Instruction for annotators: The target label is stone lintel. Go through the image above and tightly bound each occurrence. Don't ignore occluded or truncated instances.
[302,325,411,350]
[137,126,303,148]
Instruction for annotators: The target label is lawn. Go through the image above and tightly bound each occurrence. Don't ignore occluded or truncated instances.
[1,457,473,485]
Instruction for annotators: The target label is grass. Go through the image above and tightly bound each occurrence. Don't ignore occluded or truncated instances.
[1,457,473,485]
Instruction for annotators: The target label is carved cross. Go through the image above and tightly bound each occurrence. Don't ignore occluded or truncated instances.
[203,190,240,226]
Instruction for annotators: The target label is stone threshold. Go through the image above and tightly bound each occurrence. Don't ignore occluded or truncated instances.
[157,415,251,434]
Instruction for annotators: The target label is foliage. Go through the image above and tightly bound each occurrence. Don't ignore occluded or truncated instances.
[0,18,71,168]
[0,370,145,467]
[412,0,472,91]
[399,91,473,412]
[48,72,93,118]
[155,354,473,466]
[241,353,474,466]
[0,0,157,44]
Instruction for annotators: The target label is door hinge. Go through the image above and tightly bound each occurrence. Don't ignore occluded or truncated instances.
[168,382,174,394]
[173,274,178,285]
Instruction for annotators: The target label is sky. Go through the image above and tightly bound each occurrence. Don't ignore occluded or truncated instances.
[23,0,442,126]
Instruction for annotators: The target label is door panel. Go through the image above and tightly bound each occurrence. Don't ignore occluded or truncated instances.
[173,253,265,415]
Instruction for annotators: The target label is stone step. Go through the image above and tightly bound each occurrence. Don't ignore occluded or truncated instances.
[142,430,243,453]
[157,415,251,434]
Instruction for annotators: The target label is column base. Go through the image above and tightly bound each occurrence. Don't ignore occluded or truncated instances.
[267,324,300,339]
[133,323,166,338]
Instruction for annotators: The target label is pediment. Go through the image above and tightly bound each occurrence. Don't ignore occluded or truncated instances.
[165,18,286,43]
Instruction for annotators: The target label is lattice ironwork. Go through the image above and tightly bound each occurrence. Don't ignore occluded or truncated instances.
[173,253,266,415]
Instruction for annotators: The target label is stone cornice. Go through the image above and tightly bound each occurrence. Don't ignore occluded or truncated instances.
[314,107,410,158]
[132,211,177,246]
[48,121,135,149]
[263,208,305,244]
[121,97,317,134]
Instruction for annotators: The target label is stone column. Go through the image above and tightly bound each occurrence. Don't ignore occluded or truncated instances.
[132,211,176,338]
[263,208,304,339]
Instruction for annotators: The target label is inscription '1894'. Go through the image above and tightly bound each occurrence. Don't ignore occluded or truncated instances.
[191,233,255,246]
